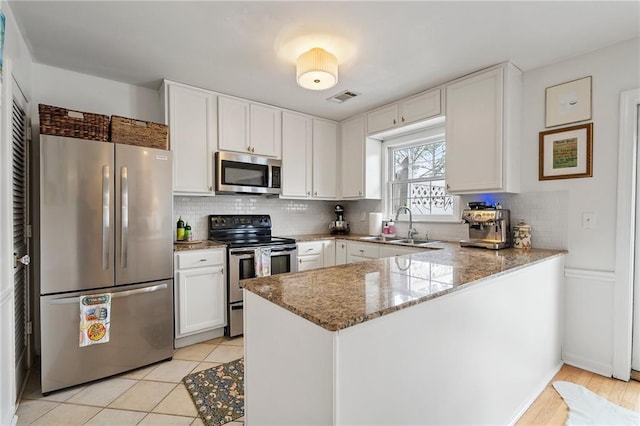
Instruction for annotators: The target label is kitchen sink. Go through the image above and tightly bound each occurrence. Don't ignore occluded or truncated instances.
[389,239,441,247]
[358,236,391,242]
[358,236,441,247]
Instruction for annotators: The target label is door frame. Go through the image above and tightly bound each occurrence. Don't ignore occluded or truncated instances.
[0,59,17,423]
[614,88,640,380]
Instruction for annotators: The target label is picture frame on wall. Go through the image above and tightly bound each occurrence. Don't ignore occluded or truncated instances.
[539,123,593,181]
[545,76,592,128]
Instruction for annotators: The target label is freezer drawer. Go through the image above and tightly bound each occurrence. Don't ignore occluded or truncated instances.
[40,280,173,394]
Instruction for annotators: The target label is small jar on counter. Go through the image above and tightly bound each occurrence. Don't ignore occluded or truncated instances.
[513,220,532,249]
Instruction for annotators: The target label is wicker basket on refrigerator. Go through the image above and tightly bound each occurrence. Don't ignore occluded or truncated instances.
[38,104,110,142]
[110,115,169,150]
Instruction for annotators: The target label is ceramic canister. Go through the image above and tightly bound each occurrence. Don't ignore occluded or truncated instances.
[513,220,532,249]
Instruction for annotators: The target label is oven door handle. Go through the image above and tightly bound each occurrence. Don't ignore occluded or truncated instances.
[229,245,297,256]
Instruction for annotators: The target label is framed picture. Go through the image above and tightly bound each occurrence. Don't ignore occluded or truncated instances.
[545,76,592,128]
[539,123,593,180]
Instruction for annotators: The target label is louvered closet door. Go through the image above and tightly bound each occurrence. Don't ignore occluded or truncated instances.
[12,96,29,397]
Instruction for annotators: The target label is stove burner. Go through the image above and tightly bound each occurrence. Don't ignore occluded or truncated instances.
[208,214,295,248]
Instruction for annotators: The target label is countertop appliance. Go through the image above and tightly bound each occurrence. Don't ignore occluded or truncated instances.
[215,151,281,195]
[329,204,350,234]
[36,135,174,394]
[209,214,297,337]
[460,202,511,249]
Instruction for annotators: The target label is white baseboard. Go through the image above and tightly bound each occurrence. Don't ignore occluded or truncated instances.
[563,351,613,377]
[508,361,564,424]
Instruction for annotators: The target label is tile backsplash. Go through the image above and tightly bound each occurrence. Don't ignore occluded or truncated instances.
[174,196,337,240]
[175,190,567,250]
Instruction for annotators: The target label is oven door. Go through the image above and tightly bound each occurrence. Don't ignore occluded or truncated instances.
[228,244,298,303]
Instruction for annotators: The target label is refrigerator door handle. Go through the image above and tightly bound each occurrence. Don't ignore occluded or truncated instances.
[120,166,129,268]
[48,283,169,304]
[102,165,110,270]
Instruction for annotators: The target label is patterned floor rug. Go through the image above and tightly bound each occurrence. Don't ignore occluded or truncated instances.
[183,358,244,426]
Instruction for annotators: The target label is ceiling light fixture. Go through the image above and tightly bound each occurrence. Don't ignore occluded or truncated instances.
[296,47,338,91]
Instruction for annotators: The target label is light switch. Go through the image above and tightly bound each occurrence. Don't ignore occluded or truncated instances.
[360,212,366,221]
[582,212,596,229]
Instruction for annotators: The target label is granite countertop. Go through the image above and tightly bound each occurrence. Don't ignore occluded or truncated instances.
[241,242,566,332]
[174,240,227,251]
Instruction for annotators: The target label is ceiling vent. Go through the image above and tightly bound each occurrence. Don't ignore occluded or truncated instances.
[327,90,359,103]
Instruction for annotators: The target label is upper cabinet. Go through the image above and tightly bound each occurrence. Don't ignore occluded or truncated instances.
[281,114,338,200]
[312,119,338,199]
[218,96,282,158]
[367,89,441,135]
[340,115,381,200]
[162,80,217,196]
[445,62,522,194]
[281,111,312,198]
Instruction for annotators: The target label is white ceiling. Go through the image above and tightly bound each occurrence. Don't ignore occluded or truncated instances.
[8,1,640,121]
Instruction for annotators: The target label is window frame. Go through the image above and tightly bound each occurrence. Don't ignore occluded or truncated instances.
[381,124,460,223]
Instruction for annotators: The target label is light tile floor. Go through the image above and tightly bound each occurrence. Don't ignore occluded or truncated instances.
[16,336,245,426]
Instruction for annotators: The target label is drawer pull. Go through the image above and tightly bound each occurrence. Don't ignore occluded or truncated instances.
[200,259,207,262]
[359,249,364,253]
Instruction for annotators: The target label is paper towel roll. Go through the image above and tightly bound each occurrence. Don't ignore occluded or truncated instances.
[368,212,383,236]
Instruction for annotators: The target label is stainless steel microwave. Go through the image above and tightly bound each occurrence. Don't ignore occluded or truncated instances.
[215,151,281,195]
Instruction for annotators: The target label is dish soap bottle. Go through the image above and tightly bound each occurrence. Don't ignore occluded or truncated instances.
[176,216,185,241]
[387,219,396,238]
[184,222,193,241]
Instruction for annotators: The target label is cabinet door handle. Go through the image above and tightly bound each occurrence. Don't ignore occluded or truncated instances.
[220,268,224,274]
[314,191,318,196]
[401,116,405,123]
[251,147,255,153]
[200,258,208,262]
[446,184,450,191]
[307,191,310,196]
[299,258,302,263]
[247,146,251,152]
[359,191,362,196]
[359,249,364,253]
[393,118,397,125]
[209,185,213,191]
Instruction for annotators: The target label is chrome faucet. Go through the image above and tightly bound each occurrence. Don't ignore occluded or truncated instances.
[396,206,418,241]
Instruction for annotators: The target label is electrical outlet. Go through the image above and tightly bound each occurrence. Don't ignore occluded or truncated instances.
[582,212,596,229]
[360,212,366,221]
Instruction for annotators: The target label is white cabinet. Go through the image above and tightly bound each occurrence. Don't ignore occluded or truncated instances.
[367,89,441,135]
[335,239,347,265]
[323,240,336,267]
[281,114,338,200]
[340,115,381,200]
[346,241,380,264]
[297,240,336,271]
[312,119,338,199]
[282,111,312,198]
[297,241,324,272]
[218,95,282,158]
[162,80,217,195]
[174,248,226,346]
[445,62,521,193]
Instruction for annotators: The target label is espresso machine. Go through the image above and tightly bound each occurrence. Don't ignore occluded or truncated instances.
[460,202,511,249]
[329,204,350,235]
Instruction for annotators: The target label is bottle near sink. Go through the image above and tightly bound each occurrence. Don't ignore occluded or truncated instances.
[382,219,396,238]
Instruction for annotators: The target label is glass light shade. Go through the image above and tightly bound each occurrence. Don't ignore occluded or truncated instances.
[296,48,338,91]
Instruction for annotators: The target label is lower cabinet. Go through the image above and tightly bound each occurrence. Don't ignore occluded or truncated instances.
[297,240,336,271]
[174,248,227,347]
[335,239,348,265]
[346,241,380,264]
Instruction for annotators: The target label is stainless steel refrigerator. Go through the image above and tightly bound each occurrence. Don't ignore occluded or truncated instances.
[35,135,174,393]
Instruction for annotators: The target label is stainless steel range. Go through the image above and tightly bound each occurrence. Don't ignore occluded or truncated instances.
[209,215,297,337]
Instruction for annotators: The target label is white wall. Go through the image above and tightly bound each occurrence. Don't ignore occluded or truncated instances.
[0,1,33,424]
[522,38,640,375]
[30,63,161,126]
